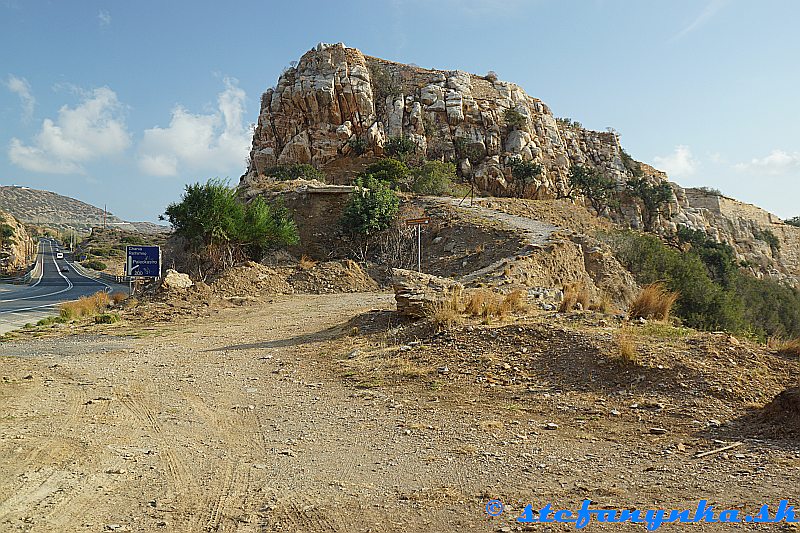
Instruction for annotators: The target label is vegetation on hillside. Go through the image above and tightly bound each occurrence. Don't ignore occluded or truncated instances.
[162,178,298,271]
[607,227,800,339]
[785,216,800,227]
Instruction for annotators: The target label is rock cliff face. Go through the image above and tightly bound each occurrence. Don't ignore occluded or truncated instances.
[243,42,800,285]
[0,210,33,274]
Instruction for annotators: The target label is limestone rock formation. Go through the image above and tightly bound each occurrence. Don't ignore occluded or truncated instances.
[243,42,800,286]
[0,210,33,274]
[160,269,193,291]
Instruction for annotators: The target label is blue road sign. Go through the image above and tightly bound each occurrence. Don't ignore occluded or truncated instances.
[126,245,161,278]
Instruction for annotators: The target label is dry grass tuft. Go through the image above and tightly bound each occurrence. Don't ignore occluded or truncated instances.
[500,289,528,315]
[590,294,616,315]
[428,288,463,330]
[768,337,800,358]
[559,282,589,313]
[628,283,678,321]
[60,291,111,320]
[110,291,127,305]
[613,326,639,363]
[299,255,318,270]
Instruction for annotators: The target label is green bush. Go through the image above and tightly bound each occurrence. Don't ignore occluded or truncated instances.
[263,164,325,182]
[503,108,527,130]
[341,176,399,237]
[785,216,800,227]
[411,161,458,195]
[82,259,108,271]
[753,228,780,255]
[626,177,673,230]
[362,158,411,188]
[348,137,367,155]
[608,229,800,339]
[121,235,145,245]
[162,178,299,270]
[384,136,417,158]
[94,313,120,324]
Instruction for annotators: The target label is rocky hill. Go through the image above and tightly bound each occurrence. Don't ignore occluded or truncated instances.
[242,42,800,285]
[0,186,169,234]
[0,209,33,274]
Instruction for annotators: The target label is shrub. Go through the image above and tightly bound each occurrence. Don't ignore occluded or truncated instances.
[162,178,299,270]
[628,283,678,321]
[619,148,644,177]
[428,289,463,331]
[341,176,400,238]
[121,235,145,245]
[82,259,107,271]
[503,108,527,130]
[453,136,484,163]
[368,63,402,100]
[348,137,367,156]
[785,216,800,227]
[384,136,418,158]
[94,313,120,324]
[411,161,458,195]
[697,186,722,196]
[0,223,15,248]
[500,289,528,315]
[262,164,324,182]
[753,228,780,255]
[110,291,127,304]
[363,158,411,188]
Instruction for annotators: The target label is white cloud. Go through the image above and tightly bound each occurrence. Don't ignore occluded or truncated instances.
[138,78,250,177]
[5,74,35,121]
[98,9,111,27]
[652,145,698,178]
[8,86,130,174]
[672,0,727,40]
[734,149,800,176]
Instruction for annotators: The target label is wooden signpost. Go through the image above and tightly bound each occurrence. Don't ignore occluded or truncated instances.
[404,217,430,273]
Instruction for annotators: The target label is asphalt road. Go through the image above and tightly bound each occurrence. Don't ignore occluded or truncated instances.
[0,239,127,334]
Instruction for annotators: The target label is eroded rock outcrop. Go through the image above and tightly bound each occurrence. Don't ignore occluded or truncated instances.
[243,42,800,286]
[0,210,33,274]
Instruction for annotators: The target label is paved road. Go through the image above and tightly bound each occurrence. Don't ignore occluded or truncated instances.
[0,239,127,334]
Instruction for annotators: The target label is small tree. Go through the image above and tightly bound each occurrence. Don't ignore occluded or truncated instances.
[565,165,618,213]
[162,178,299,272]
[626,177,673,231]
[341,176,399,260]
[786,216,800,227]
[509,157,543,198]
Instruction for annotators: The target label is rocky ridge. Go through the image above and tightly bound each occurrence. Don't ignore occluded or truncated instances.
[243,42,800,285]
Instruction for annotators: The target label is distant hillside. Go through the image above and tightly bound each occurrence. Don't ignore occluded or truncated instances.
[0,186,169,234]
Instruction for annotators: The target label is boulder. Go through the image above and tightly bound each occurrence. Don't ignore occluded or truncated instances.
[161,269,193,291]
[392,268,463,318]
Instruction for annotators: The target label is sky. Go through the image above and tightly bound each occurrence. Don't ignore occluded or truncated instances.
[1,0,798,222]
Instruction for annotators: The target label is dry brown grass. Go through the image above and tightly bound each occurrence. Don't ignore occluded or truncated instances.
[463,289,494,317]
[613,326,639,363]
[428,288,463,330]
[499,289,528,315]
[628,283,678,321]
[590,294,616,315]
[299,255,318,270]
[110,291,127,305]
[559,282,589,313]
[768,337,800,358]
[60,291,111,320]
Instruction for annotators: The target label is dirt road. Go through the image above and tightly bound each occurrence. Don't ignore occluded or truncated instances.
[1,293,799,532]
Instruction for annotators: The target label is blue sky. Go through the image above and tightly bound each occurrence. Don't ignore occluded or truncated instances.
[1,0,798,222]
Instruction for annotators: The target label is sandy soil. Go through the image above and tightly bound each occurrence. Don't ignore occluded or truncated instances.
[1,293,799,532]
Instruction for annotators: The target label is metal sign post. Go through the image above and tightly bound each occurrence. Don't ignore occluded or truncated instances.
[126,246,161,294]
[404,217,431,273]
